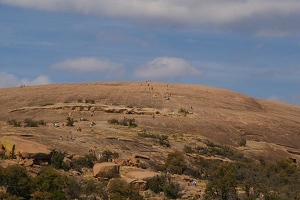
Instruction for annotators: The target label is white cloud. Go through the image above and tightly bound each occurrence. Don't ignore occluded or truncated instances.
[0,72,52,88]
[1,0,300,35]
[51,57,124,76]
[21,75,52,86]
[134,57,202,80]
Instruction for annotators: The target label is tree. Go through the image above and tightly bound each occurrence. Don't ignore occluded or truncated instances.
[107,179,143,200]
[31,167,68,200]
[81,179,108,200]
[1,165,32,198]
[164,151,187,174]
[204,163,237,200]
[99,150,119,162]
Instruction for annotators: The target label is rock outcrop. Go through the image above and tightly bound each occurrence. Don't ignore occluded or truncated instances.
[93,162,119,178]
[1,136,51,163]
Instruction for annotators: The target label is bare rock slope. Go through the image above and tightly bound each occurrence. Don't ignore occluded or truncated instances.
[1,82,300,162]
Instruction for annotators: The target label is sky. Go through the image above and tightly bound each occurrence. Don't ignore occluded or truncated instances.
[0,0,300,106]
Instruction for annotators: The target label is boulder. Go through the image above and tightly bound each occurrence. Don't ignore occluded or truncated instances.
[93,162,119,178]
[125,171,159,180]
[1,136,51,161]
[131,180,147,191]
[63,157,73,168]
[23,159,34,167]
[1,138,15,153]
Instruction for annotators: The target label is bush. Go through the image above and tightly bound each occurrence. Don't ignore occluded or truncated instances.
[163,180,181,199]
[66,117,74,127]
[73,153,97,171]
[146,175,181,199]
[178,108,189,116]
[108,118,119,124]
[86,99,95,104]
[157,135,170,147]
[164,151,187,175]
[137,131,157,138]
[23,119,39,127]
[107,179,144,200]
[239,138,247,147]
[108,118,137,127]
[7,119,21,127]
[137,132,170,147]
[51,151,69,170]
[147,175,167,193]
[99,150,119,162]
[183,145,194,153]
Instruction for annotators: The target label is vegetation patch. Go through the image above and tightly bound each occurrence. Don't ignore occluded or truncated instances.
[137,131,170,147]
[178,108,189,116]
[7,119,22,127]
[108,117,137,127]
[146,175,181,199]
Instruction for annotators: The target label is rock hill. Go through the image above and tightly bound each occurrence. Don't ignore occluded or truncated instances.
[1,81,300,164]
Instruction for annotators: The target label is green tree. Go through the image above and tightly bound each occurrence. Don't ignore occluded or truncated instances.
[107,178,143,200]
[0,165,32,198]
[164,151,187,174]
[204,163,237,200]
[51,151,69,170]
[82,179,108,200]
[99,150,119,162]
[31,167,68,200]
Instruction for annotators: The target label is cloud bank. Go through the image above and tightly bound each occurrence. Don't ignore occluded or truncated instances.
[0,72,52,88]
[134,57,201,80]
[51,57,124,77]
[1,0,300,35]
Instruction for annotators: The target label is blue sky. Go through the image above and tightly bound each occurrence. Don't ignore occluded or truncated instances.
[0,1,300,106]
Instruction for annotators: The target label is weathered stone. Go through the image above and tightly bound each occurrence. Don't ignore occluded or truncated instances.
[23,159,34,167]
[1,137,15,153]
[131,180,147,191]
[1,136,51,162]
[93,162,119,178]
[125,171,159,180]
[63,157,73,168]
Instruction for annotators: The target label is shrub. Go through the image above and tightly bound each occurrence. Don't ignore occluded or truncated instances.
[163,180,181,199]
[7,119,21,127]
[23,119,39,127]
[86,99,95,104]
[146,175,181,199]
[137,132,170,147]
[157,135,170,147]
[178,108,189,116]
[137,131,157,138]
[99,150,119,162]
[107,179,144,200]
[38,120,46,126]
[51,151,69,170]
[147,175,167,193]
[239,138,247,147]
[108,118,119,124]
[66,117,74,127]
[164,151,187,175]
[73,153,97,171]
[183,145,194,153]
[108,118,137,127]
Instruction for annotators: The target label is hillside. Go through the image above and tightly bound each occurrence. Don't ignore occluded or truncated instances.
[1,82,300,163]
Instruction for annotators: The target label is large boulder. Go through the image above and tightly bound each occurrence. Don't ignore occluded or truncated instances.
[1,136,51,161]
[125,170,159,180]
[93,162,119,179]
